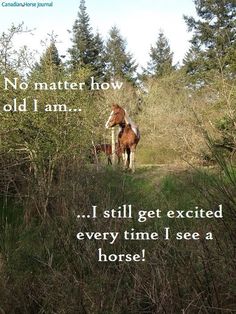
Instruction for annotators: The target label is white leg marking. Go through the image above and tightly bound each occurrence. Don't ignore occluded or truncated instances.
[123,151,128,168]
[125,152,128,166]
[130,152,135,172]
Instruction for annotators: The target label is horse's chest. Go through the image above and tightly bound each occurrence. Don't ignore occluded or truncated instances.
[119,130,133,145]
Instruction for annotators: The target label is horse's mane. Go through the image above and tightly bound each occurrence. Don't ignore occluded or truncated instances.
[124,109,139,137]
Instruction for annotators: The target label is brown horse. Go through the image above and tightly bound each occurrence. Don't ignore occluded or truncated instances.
[105,104,140,171]
[91,143,121,165]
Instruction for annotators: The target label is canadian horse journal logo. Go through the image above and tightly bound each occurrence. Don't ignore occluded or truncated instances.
[1,1,53,7]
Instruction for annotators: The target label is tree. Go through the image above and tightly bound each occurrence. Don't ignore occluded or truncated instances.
[68,0,105,79]
[30,34,63,84]
[183,42,206,85]
[93,31,106,79]
[68,0,93,68]
[0,23,33,75]
[37,41,61,71]
[184,0,236,80]
[146,31,174,77]
[105,26,137,83]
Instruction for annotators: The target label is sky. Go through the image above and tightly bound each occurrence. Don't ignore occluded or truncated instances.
[0,0,197,69]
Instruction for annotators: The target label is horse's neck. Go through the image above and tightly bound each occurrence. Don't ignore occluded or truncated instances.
[124,110,132,125]
[119,121,126,134]
[119,121,126,128]
[123,110,139,136]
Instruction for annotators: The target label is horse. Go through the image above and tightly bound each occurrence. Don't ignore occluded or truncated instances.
[91,143,121,165]
[105,104,140,172]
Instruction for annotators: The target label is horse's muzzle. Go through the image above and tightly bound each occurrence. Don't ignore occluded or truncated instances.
[105,121,114,128]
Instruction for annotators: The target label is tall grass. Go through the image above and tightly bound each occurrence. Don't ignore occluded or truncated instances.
[0,159,235,313]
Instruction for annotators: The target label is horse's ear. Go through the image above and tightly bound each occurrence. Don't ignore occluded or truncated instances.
[112,103,120,109]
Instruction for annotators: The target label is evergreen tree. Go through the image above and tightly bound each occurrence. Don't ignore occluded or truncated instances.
[68,0,105,79]
[38,42,61,70]
[147,31,174,77]
[31,38,62,82]
[183,42,206,85]
[105,26,137,83]
[93,32,106,79]
[184,0,236,79]
[68,0,94,68]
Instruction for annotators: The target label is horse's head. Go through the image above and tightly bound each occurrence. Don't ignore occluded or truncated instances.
[105,104,125,128]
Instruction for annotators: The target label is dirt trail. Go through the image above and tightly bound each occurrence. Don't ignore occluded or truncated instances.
[136,163,191,179]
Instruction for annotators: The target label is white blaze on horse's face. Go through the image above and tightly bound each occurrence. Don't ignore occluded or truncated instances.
[105,111,114,128]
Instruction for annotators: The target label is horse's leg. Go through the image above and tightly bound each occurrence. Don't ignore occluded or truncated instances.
[117,156,121,165]
[126,148,131,169]
[130,146,136,172]
[123,151,128,169]
[122,149,129,169]
[120,145,126,169]
[108,155,112,165]
[130,151,135,172]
